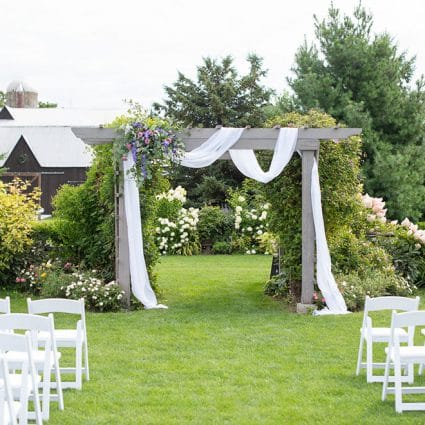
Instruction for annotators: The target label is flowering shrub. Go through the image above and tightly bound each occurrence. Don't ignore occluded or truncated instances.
[155,186,200,255]
[338,271,415,311]
[16,260,53,294]
[361,194,425,286]
[61,272,125,312]
[231,194,273,254]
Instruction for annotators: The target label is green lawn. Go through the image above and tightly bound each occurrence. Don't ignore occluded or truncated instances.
[5,255,425,424]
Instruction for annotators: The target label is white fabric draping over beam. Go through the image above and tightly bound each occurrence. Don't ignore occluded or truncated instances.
[124,127,347,314]
[229,128,298,183]
[311,158,349,314]
[123,154,167,309]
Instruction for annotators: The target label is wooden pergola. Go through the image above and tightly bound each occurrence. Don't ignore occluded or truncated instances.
[72,126,361,309]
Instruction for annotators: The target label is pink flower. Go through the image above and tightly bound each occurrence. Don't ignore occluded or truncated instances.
[15,277,20,283]
[126,143,132,150]
[121,155,127,161]
[313,292,318,300]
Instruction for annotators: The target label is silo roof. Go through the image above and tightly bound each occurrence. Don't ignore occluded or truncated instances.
[6,80,37,93]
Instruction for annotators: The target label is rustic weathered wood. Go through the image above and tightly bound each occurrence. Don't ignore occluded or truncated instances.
[116,161,131,307]
[71,127,361,147]
[301,150,316,304]
[71,126,361,307]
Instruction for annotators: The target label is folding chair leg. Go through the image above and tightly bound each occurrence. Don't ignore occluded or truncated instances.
[382,350,391,401]
[41,364,51,421]
[76,343,82,390]
[366,338,373,382]
[408,363,414,384]
[394,361,403,413]
[54,361,64,411]
[356,336,364,375]
[84,341,90,381]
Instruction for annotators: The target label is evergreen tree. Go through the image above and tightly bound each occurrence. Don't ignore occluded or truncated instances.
[289,4,425,220]
[155,55,273,206]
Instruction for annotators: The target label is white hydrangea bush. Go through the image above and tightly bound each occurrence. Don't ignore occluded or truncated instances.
[155,186,200,255]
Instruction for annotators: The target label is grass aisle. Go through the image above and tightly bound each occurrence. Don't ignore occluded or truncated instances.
[22,255,425,424]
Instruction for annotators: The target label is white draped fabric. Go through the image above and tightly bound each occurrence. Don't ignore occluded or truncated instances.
[311,158,349,314]
[229,128,298,183]
[124,127,348,314]
[123,154,168,309]
[180,128,244,168]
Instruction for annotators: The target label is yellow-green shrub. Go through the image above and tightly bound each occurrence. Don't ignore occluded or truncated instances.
[0,179,41,272]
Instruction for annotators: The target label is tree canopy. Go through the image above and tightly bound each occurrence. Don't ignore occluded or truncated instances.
[288,4,425,220]
[156,54,273,206]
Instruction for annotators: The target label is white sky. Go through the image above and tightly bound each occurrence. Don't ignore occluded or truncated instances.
[1,0,424,109]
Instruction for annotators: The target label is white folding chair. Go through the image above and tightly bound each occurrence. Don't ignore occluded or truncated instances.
[356,295,420,383]
[0,297,10,314]
[0,314,64,421]
[0,332,42,425]
[27,298,89,390]
[0,355,19,425]
[382,310,425,412]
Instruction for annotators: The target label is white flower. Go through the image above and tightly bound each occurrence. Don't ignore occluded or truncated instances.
[235,206,242,213]
[247,226,252,232]
[238,196,245,202]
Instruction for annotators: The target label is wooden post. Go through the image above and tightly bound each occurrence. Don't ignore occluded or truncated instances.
[300,149,316,305]
[116,161,131,307]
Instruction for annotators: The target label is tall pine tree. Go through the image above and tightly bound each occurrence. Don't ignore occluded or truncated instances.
[155,55,273,206]
[289,4,425,220]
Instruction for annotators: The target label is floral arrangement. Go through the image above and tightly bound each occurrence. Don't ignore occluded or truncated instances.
[61,272,125,312]
[116,120,184,184]
[155,186,200,255]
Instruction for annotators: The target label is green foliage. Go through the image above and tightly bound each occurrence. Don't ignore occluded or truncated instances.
[38,101,58,108]
[157,54,273,207]
[338,270,414,311]
[0,179,41,283]
[0,91,5,107]
[264,110,367,295]
[197,206,233,244]
[371,225,425,287]
[53,144,115,280]
[156,54,272,127]
[328,227,393,277]
[289,3,425,220]
[212,241,232,255]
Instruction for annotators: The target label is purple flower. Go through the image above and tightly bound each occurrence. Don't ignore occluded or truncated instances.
[133,122,142,128]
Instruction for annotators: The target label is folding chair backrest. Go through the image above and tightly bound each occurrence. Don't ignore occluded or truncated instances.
[0,313,52,333]
[392,310,425,329]
[365,296,419,313]
[27,298,84,316]
[0,297,11,314]
[0,332,29,353]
